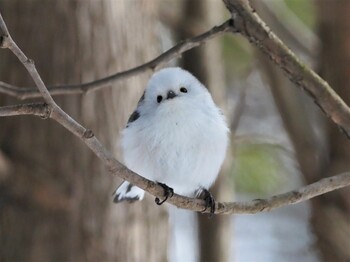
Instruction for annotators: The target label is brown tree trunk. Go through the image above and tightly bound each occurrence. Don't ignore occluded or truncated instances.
[0,1,167,262]
[313,1,350,260]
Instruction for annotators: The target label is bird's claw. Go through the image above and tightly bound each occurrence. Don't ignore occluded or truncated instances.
[155,182,174,205]
[200,189,216,217]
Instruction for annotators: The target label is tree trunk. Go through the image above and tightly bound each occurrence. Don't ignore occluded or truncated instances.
[0,1,167,261]
[313,1,350,260]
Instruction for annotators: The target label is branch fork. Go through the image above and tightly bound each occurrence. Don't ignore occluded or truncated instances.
[1,1,350,215]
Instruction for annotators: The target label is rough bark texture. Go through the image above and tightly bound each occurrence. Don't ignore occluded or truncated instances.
[0,1,167,262]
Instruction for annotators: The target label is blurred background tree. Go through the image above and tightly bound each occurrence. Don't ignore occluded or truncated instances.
[0,1,168,261]
[169,1,232,261]
[245,0,350,261]
[314,1,350,260]
[1,0,350,262]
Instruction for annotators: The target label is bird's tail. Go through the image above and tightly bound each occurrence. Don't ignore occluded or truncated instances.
[112,181,145,203]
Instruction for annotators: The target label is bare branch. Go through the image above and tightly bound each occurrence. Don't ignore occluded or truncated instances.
[0,19,232,100]
[217,172,350,214]
[252,0,318,59]
[0,81,29,98]
[224,0,350,138]
[0,103,350,214]
[0,10,10,49]
[2,6,350,215]
[1,101,350,214]
[0,103,349,215]
[0,103,50,118]
[1,104,350,214]
[0,9,210,212]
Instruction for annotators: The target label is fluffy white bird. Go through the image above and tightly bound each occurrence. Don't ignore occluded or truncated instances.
[113,67,228,212]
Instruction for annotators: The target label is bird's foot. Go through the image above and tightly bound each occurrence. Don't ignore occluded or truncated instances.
[155,182,174,205]
[200,189,216,217]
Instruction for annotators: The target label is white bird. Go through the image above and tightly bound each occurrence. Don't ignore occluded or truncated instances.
[113,67,228,213]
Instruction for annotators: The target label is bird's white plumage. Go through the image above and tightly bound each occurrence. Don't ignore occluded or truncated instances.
[113,67,228,202]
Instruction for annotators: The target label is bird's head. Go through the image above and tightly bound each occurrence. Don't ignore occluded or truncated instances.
[141,67,210,114]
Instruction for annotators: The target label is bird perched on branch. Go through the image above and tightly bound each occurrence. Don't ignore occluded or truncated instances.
[113,67,228,213]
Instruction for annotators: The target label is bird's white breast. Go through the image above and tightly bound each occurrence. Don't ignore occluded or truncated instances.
[122,98,228,197]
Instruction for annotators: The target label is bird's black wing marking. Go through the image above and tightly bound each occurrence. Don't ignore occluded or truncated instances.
[126,183,134,193]
[127,111,140,125]
[126,91,145,127]
[113,193,140,203]
[137,91,145,106]
[113,183,140,203]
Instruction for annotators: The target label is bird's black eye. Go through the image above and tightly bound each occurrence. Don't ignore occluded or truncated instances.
[180,87,187,93]
[157,95,163,103]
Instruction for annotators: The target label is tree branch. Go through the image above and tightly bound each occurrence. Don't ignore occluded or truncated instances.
[1,103,350,214]
[2,4,350,215]
[252,0,318,59]
[224,0,350,139]
[0,19,232,100]
[0,103,50,118]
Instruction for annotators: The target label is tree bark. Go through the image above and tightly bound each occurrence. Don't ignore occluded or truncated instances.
[0,1,167,262]
[313,1,350,260]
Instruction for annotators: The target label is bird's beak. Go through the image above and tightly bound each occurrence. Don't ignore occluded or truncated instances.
[167,90,177,100]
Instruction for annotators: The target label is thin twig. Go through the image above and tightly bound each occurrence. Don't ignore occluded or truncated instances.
[0,103,50,118]
[0,19,232,100]
[217,172,350,214]
[2,4,350,215]
[1,103,350,214]
[0,9,210,212]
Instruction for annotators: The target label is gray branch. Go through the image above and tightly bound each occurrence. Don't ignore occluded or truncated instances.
[0,19,232,100]
[2,1,350,215]
[1,103,350,214]
[224,0,350,138]
[0,103,50,118]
